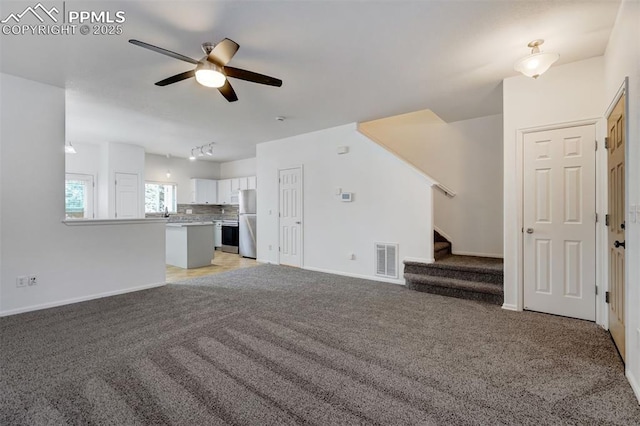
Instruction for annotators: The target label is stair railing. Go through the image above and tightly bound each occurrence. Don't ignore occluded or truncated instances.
[434,183,456,197]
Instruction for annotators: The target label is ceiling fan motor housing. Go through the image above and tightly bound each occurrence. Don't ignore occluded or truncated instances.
[201,42,215,55]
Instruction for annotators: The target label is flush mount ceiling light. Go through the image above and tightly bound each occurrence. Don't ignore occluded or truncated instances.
[195,62,226,88]
[514,39,559,79]
[65,142,77,154]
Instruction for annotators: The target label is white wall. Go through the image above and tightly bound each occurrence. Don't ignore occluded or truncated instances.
[604,0,640,401]
[145,153,220,204]
[360,113,503,257]
[256,123,433,284]
[503,56,606,312]
[65,142,101,177]
[0,73,166,316]
[220,157,256,179]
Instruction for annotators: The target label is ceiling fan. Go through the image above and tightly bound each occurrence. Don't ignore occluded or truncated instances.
[128,38,282,102]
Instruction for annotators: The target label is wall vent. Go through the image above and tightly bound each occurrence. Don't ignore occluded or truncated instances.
[375,242,398,279]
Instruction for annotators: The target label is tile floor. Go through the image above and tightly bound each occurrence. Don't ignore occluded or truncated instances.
[165,250,259,283]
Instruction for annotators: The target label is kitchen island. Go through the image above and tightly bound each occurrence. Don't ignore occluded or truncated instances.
[165,222,214,269]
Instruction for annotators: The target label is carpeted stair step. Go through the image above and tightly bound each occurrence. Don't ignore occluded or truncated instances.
[404,273,503,305]
[434,242,452,261]
[404,259,503,285]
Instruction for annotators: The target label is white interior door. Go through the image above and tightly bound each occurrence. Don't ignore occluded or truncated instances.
[523,124,596,320]
[607,94,626,361]
[115,172,139,219]
[279,167,302,267]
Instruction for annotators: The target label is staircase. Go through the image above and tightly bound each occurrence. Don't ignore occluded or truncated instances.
[433,230,451,260]
[404,233,504,304]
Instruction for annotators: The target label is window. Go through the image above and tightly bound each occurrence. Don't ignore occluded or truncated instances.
[65,173,94,219]
[145,182,177,213]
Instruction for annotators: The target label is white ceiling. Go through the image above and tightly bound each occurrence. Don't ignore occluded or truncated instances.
[0,0,620,161]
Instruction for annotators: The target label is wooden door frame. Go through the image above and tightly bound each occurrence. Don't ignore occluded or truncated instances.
[277,165,304,267]
[604,78,629,354]
[514,118,607,326]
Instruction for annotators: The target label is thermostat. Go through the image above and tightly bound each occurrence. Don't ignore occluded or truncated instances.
[341,192,353,202]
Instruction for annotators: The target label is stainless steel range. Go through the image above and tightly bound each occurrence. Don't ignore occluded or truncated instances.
[221,220,239,254]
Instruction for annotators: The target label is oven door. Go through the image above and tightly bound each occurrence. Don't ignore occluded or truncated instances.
[221,225,239,254]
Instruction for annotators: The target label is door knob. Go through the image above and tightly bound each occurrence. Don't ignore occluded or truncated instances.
[526,228,534,234]
[614,240,625,249]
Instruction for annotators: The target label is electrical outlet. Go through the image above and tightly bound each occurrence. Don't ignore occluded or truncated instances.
[16,276,28,288]
[28,275,37,286]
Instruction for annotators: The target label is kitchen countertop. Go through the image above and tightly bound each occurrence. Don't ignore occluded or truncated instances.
[166,222,215,227]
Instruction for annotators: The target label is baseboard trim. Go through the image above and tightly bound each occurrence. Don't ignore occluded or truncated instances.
[0,282,166,317]
[502,303,519,311]
[403,257,434,264]
[302,265,404,285]
[626,369,640,404]
[256,258,277,265]
[452,250,503,258]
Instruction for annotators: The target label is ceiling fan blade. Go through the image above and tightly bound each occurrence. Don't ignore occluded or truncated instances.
[218,80,238,102]
[207,38,240,66]
[155,70,196,86]
[224,66,282,87]
[129,39,199,65]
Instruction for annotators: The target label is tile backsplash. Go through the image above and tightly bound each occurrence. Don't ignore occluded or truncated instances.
[146,204,239,222]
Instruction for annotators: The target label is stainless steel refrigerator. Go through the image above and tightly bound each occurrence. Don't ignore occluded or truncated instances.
[239,189,257,258]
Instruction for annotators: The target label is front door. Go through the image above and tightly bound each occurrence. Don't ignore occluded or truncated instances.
[607,94,626,361]
[523,124,596,320]
[279,167,302,267]
[115,172,139,219]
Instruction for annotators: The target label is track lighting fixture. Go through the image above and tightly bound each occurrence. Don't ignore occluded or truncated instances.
[188,143,215,160]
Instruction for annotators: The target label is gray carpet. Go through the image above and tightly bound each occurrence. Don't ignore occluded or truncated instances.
[1,265,639,425]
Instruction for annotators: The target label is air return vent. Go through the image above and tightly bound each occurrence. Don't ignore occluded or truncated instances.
[375,243,398,279]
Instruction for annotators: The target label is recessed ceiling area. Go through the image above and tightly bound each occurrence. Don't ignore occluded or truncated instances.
[0,0,621,161]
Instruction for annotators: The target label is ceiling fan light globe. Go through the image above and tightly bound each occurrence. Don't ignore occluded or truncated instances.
[195,65,226,88]
[514,52,559,79]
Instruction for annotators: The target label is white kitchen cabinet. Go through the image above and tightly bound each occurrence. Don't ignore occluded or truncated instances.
[217,176,257,204]
[247,175,257,190]
[190,178,217,204]
[217,179,232,204]
[239,178,248,191]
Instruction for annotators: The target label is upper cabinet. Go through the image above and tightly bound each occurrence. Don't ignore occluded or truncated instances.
[190,178,217,204]
[217,176,257,204]
[247,176,257,190]
[217,179,232,205]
